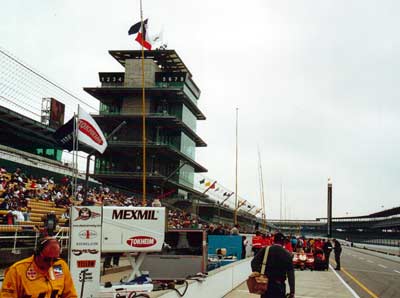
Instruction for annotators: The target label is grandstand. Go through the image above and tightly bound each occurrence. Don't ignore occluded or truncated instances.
[268,207,400,246]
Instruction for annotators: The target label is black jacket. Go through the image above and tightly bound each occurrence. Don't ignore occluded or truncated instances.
[334,240,342,255]
[251,244,295,294]
[323,241,333,254]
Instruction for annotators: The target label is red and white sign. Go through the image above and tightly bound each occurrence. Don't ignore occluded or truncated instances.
[126,236,157,248]
[79,119,103,145]
[77,260,96,268]
[77,106,107,154]
[102,207,165,253]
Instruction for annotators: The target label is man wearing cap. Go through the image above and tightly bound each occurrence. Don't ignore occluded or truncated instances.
[0,236,77,298]
[251,232,295,298]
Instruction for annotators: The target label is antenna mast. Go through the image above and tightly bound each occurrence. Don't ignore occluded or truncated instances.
[257,147,266,230]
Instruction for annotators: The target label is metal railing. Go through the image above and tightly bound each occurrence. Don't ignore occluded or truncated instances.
[0,225,70,254]
[0,225,40,254]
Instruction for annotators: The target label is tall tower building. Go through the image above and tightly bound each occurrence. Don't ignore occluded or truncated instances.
[84,50,207,202]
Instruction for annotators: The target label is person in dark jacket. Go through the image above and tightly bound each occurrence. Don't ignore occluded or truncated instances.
[213,223,225,235]
[322,239,333,269]
[333,239,342,270]
[251,232,295,298]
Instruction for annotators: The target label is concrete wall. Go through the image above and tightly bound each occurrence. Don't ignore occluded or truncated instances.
[153,258,252,298]
[121,95,150,114]
[122,59,159,115]
[125,59,160,88]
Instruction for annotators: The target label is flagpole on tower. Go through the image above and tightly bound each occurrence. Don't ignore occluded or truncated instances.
[140,0,147,206]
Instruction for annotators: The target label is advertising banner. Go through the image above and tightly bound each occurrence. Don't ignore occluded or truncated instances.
[102,207,165,252]
[70,206,102,298]
[49,98,65,129]
[77,106,108,154]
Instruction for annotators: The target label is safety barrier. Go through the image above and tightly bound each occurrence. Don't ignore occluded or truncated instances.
[153,257,251,298]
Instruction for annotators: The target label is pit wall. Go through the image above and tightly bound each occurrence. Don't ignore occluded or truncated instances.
[154,258,252,298]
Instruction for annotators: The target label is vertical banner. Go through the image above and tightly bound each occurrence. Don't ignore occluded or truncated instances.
[70,206,102,298]
[49,97,65,129]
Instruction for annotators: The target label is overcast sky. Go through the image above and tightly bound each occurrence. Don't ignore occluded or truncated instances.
[1,0,400,219]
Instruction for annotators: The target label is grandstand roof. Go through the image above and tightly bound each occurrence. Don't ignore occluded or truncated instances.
[367,206,400,218]
[316,206,400,221]
[0,105,55,147]
[0,104,94,153]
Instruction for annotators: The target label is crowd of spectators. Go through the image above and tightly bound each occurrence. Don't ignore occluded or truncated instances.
[205,223,243,235]
[0,166,248,234]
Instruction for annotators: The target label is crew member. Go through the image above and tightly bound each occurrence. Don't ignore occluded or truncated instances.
[284,238,293,253]
[0,236,77,298]
[252,231,263,256]
[322,239,333,269]
[261,233,272,247]
[333,239,342,270]
[251,232,295,298]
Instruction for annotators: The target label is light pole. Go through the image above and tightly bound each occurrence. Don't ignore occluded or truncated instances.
[327,178,333,238]
[234,107,239,225]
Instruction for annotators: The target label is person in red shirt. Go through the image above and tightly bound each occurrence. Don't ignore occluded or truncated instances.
[284,238,293,253]
[262,234,272,247]
[252,231,263,256]
[314,238,323,252]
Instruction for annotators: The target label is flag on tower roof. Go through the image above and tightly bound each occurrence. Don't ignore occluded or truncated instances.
[128,19,152,50]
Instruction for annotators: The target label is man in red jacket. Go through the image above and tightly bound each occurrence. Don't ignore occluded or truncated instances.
[252,231,263,256]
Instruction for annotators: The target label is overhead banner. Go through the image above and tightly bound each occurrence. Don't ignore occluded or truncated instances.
[69,206,102,298]
[102,207,165,252]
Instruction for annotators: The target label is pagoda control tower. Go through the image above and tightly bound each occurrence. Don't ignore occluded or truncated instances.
[84,50,207,202]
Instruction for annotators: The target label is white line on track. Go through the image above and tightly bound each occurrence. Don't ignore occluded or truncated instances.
[329,264,361,298]
[378,264,387,269]
[343,268,397,275]
[394,270,400,274]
